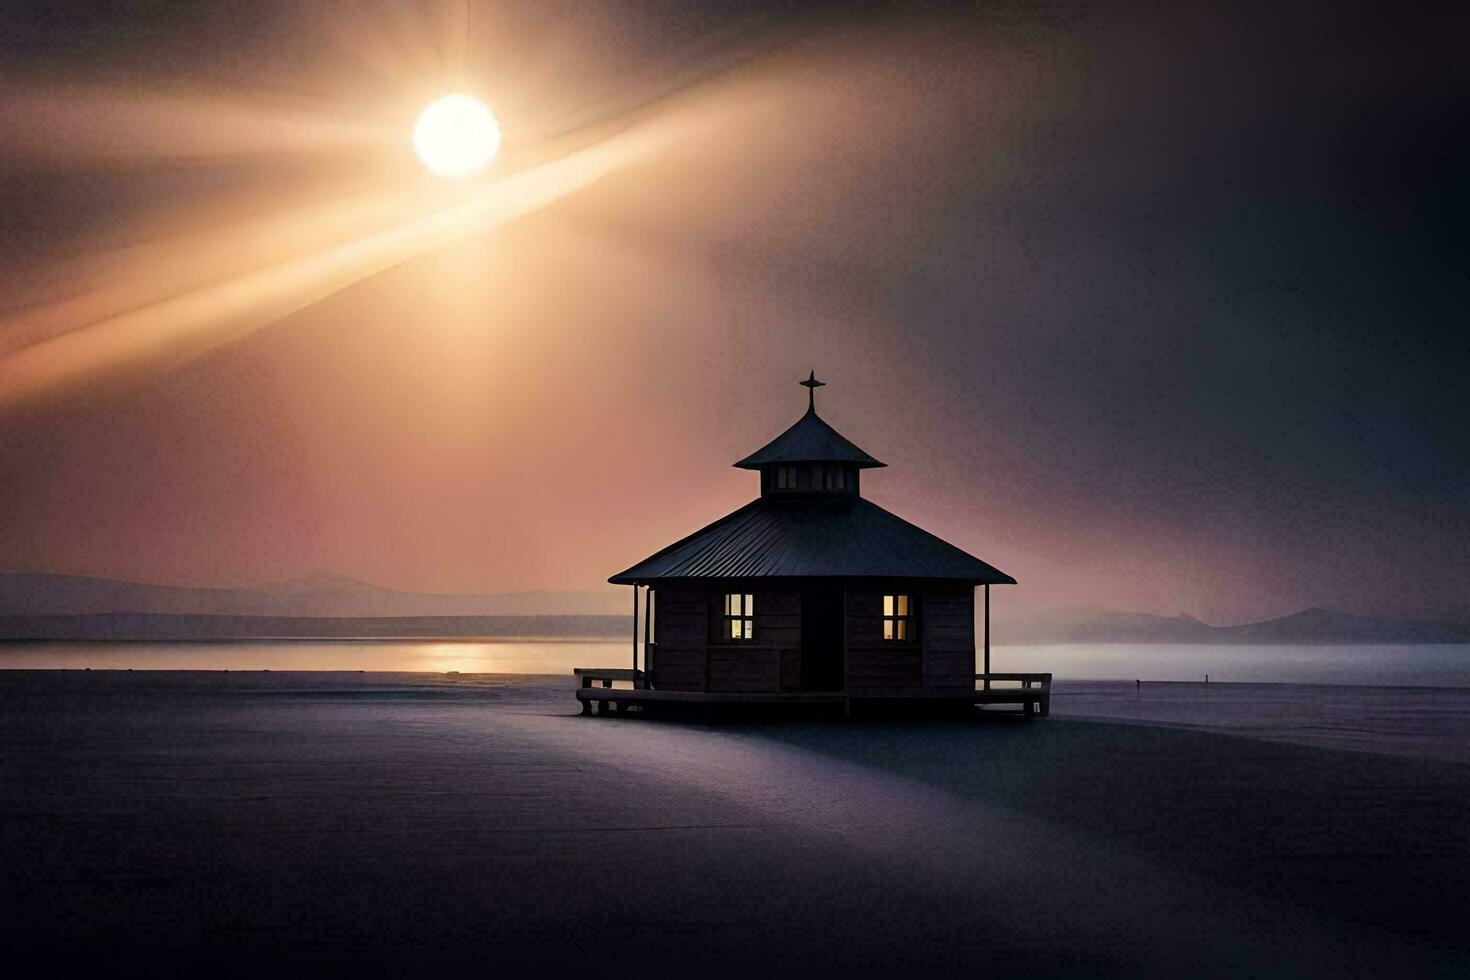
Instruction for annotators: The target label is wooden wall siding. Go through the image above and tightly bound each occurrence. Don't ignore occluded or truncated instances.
[653,586,709,648]
[650,584,708,691]
[843,585,976,693]
[846,645,923,692]
[707,587,798,693]
[651,645,706,691]
[844,587,919,692]
[709,647,784,693]
[922,586,976,692]
[756,589,801,650]
[647,584,799,693]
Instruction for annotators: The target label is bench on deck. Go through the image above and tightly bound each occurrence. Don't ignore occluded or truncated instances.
[573,668,647,715]
[976,672,1052,717]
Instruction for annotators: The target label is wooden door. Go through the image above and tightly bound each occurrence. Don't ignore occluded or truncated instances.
[800,587,845,691]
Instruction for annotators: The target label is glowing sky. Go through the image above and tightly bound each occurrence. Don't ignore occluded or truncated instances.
[0,1,1465,624]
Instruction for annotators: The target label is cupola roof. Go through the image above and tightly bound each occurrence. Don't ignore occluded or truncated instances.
[732,372,885,470]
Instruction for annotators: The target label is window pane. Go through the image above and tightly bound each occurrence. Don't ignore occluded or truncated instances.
[743,620,753,639]
[745,594,753,615]
[883,619,894,640]
[897,595,908,616]
[883,595,893,616]
[897,620,907,641]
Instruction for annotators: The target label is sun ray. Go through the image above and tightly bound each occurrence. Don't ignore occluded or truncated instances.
[0,117,677,411]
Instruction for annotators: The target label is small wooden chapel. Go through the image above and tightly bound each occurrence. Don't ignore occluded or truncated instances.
[576,373,1049,717]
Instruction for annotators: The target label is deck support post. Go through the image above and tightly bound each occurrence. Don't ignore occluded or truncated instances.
[983,583,991,691]
[642,586,652,689]
[631,585,639,678]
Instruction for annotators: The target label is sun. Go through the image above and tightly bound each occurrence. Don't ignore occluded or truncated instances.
[412,94,502,178]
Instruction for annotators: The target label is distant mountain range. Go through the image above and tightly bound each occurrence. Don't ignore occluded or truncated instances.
[1,572,1466,645]
[996,606,1470,645]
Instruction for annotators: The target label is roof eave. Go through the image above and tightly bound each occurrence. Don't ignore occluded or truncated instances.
[610,571,1017,586]
[731,458,887,470]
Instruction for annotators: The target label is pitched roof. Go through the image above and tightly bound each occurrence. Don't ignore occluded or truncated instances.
[609,496,1015,584]
[733,407,885,470]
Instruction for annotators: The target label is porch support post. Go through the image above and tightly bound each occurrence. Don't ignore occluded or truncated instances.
[632,584,640,677]
[642,586,652,688]
[983,583,991,690]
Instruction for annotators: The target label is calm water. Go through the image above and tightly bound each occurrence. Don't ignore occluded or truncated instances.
[1,639,1467,687]
[1001,643,1470,687]
[0,640,615,675]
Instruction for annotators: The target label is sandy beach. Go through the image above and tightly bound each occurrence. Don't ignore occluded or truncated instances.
[3,671,1467,978]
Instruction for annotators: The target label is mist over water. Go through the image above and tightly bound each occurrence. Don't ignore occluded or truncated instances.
[2,640,1468,687]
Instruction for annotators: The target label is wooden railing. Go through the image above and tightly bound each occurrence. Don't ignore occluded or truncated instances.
[976,672,1051,716]
[572,667,648,716]
[976,672,1051,690]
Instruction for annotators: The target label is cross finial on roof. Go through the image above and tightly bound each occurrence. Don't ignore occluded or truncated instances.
[800,370,825,411]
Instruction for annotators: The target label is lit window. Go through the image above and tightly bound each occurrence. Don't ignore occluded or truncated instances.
[723,593,755,641]
[882,594,913,641]
[775,466,797,490]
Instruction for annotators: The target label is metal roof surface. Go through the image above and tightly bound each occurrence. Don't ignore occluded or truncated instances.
[609,496,1015,584]
[733,408,886,469]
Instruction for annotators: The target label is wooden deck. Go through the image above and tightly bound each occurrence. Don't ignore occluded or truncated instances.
[573,668,1051,719]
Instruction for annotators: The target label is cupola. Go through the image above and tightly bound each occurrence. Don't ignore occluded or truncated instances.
[733,372,885,498]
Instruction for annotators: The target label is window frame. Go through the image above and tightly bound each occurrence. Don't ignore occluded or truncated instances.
[881,592,917,643]
[720,591,756,642]
[774,466,798,491]
[822,465,848,491]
